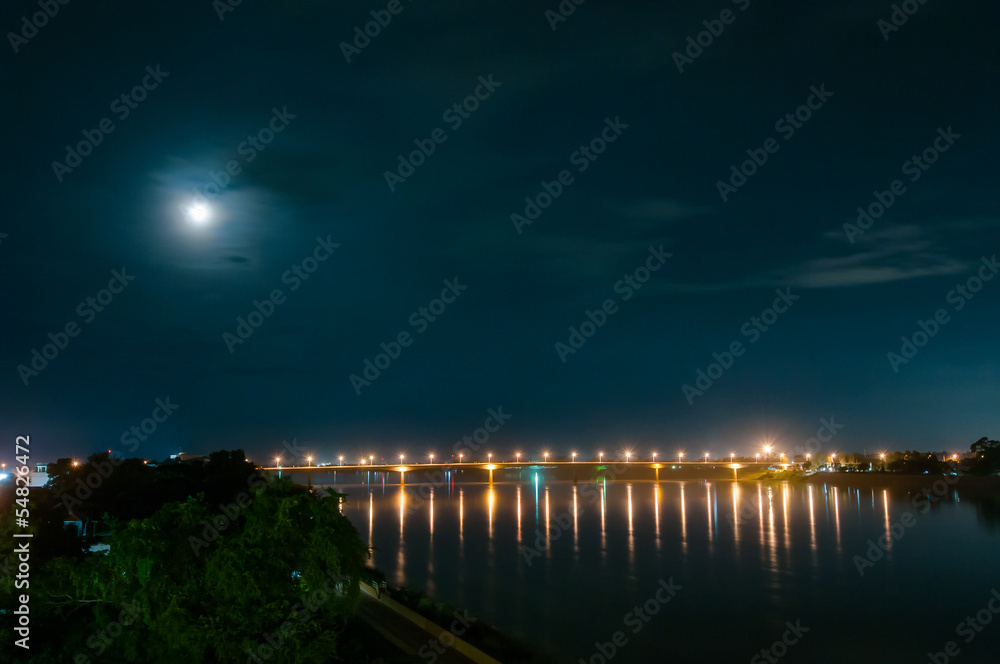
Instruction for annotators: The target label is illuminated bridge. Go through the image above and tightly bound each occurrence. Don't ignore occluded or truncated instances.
[259,460,792,486]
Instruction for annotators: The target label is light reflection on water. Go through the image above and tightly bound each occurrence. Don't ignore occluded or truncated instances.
[328,474,1000,663]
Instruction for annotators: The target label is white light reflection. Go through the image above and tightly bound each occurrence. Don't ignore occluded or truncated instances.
[627,483,635,571]
[516,485,522,545]
[833,486,842,555]
[654,484,661,552]
[731,483,739,551]
[882,489,891,554]
[679,482,688,556]
[544,485,551,560]
[572,484,579,558]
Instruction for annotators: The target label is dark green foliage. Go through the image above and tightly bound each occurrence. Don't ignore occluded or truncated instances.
[969,437,1000,473]
[1,459,369,663]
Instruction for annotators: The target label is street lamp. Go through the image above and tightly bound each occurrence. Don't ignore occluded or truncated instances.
[400,454,404,464]
[369,455,374,466]
[339,455,343,466]
[678,451,684,463]
[572,451,576,462]
[459,453,463,463]
[515,452,521,463]
[652,452,657,462]
[763,445,772,461]
[755,453,760,462]
[275,456,280,467]
[307,456,312,467]
[488,453,493,463]
[544,452,549,462]
[599,452,604,462]
[626,451,631,463]
[429,453,434,463]
[704,452,709,463]
[730,452,734,463]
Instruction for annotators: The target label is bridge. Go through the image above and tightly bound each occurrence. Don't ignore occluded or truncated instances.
[259,460,793,486]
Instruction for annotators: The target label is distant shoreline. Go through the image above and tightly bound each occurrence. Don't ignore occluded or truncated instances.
[798,470,1000,496]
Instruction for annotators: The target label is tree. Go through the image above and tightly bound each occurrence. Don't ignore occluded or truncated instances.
[970,437,1000,473]
[2,474,369,663]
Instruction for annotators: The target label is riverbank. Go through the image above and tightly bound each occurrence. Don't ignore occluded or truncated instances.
[800,470,1000,497]
[359,569,557,663]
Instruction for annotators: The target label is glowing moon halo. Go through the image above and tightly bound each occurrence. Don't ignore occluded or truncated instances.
[186,201,211,225]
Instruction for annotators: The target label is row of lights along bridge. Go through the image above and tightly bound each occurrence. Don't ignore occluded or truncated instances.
[269,445,879,467]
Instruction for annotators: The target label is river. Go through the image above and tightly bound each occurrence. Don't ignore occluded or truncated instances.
[318,469,1000,663]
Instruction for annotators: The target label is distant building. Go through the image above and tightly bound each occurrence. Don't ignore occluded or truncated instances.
[28,462,49,487]
[169,452,206,463]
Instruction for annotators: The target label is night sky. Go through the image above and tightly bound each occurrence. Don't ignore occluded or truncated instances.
[3,0,998,465]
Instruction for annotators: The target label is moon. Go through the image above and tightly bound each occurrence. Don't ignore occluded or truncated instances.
[185,202,211,225]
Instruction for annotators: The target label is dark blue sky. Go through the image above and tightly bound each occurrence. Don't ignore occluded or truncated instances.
[3,0,998,465]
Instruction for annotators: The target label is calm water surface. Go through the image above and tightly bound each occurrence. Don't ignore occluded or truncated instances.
[319,471,1000,663]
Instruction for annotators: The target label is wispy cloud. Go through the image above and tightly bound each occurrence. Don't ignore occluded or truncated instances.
[661,223,980,292]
